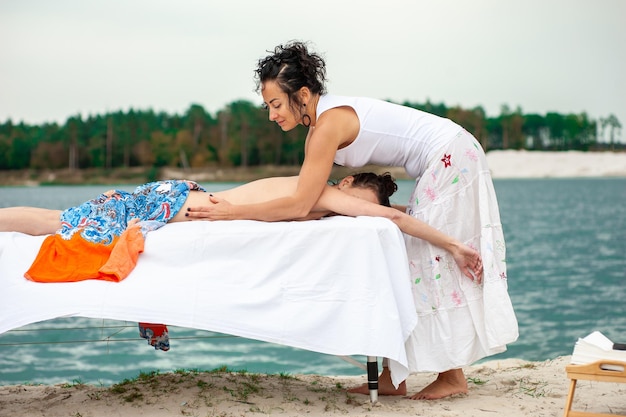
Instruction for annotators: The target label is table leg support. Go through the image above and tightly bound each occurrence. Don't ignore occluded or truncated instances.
[563,378,577,417]
[367,356,379,403]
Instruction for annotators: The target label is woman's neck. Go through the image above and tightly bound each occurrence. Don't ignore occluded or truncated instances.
[307,94,321,127]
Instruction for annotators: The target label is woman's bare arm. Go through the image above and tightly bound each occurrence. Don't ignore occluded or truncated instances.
[186,109,357,221]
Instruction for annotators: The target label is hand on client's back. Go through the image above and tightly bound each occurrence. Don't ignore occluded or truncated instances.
[186,195,233,220]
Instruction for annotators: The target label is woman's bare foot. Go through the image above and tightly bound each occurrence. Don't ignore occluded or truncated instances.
[347,367,407,396]
[408,368,468,400]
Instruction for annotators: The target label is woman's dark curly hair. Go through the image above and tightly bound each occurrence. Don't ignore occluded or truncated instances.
[254,41,327,116]
[347,172,398,207]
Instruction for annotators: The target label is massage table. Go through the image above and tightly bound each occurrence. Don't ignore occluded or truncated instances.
[0,216,417,402]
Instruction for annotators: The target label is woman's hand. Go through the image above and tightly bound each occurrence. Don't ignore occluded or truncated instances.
[450,243,483,284]
[185,195,235,220]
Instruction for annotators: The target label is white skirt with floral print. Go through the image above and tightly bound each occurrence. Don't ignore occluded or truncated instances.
[403,130,519,373]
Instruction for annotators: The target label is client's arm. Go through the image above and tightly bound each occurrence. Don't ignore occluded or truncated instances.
[391,204,407,212]
[314,187,483,282]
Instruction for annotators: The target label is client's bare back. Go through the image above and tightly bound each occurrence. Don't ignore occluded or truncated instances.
[2,176,351,232]
[173,176,309,222]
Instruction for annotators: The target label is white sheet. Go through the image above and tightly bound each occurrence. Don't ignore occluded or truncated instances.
[0,216,416,384]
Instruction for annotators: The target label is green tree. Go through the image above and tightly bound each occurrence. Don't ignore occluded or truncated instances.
[81,115,107,168]
[1,99,621,172]
[447,106,488,150]
[522,114,548,150]
[150,131,175,167]
[216,100,261,167]
[545,112,565,149]
[600,114,622,150]
[64,116,81,170]
[7,123,34,169]
[563,113,596,150]
[498,105,525,150]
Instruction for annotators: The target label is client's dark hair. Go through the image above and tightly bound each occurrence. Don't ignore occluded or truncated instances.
[350,172,398,207]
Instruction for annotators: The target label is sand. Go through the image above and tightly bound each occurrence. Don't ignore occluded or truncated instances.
[1,356,625,417]
[486,150,626,178]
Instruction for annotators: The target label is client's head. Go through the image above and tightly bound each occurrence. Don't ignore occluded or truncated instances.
[335,172,398,207]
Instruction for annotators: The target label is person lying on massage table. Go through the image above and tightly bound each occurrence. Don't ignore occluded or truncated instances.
[0,172,483,282]
[0,172,483,351]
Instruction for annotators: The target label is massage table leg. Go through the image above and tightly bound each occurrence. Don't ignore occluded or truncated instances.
[367,356,379,403]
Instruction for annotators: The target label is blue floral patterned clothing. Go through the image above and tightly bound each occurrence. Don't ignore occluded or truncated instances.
[59,180,205,244]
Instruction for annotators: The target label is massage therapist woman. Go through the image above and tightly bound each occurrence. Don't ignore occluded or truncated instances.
[187,40,518,400]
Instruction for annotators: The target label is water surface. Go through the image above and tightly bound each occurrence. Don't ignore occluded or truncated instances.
[0,178,624,385]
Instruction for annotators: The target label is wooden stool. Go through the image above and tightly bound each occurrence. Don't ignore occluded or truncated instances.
[563,360,626,417]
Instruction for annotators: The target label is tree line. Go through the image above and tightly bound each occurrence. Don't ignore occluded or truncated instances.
[0,100,622,172]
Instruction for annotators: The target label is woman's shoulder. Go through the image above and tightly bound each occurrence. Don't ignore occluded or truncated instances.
[319,94,361,107]
[319,94,401,114]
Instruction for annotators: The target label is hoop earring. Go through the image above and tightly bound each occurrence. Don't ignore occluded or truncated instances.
[302,114,311,127]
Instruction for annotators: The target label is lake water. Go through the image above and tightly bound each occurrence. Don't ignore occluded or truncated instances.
[0,178,625,386]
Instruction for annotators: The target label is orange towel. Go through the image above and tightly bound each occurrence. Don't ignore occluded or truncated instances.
[25,224,145,283]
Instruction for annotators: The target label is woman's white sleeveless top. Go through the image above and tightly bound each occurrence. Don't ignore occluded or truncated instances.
[317,94,462,178]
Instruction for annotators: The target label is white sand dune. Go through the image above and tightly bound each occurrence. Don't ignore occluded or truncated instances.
[486,150,626,178]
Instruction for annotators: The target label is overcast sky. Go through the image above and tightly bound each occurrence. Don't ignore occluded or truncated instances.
[1,0,624,141]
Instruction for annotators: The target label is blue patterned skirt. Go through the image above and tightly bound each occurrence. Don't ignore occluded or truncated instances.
[58,180,205,244]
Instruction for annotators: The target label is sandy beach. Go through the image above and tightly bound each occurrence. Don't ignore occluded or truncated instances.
[486,149,626,178]
[1,356,624,417]
[1,150,625,416]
